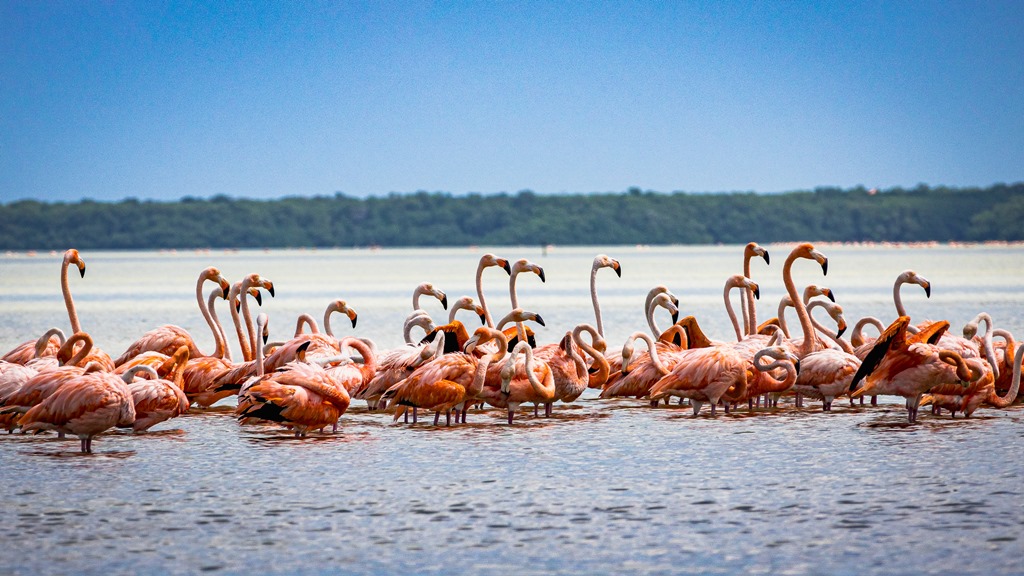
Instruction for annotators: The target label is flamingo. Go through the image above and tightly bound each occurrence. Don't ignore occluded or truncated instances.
[850,316,980,423]
[490,341,556,424]
[3,250,86,364]
[599,289,679,390]
[357,329,446,411]
[963,314,1017,395]
[747,346,800,407]
[600,329,690,400]
[18,362,135,453]
[236,340,352,437]
[777,243,830,359]
[383,327,508,425]
[475,253,512,328]
[0,332,103,431]
[2,327,67,366]
[122,347,191,432]
[114,267,231,366]
[259,300,357,373]
[505,259,546,348]
[647,342,749,416]
[920,345,1022,417]
[771,285,835,339]
[179,287,237,408]
[741,242,770,336]
[416,295,488,354]
[850,270,932,349]
[589,254,622,338]
[791,301,861,411]
[533,324,608,415]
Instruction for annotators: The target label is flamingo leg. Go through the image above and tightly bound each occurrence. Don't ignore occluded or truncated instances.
[433,411,441,426]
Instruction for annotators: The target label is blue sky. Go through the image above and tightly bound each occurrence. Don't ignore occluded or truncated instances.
[2,1,1022,202]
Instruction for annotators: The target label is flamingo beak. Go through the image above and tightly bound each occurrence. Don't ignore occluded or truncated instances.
[794,360,801,374]
[613,262,622,277]
[349,311,358,328]
[478,314,487,325]
[500,260,511,275]
[836,324,847,339]
[537,268,546,283]
[534,314,546,327]
[752,285,760,300]
[267,284,275,298]
[826,289,836,302]
[440,294,448,310]
[762,251,770,266]
[923,283,932,298]
[671,310,680,323]
[254,292,263,306]
[79,264,86,278]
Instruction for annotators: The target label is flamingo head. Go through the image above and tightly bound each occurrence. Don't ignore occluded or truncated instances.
[594,254,622,277]
[480,253,512,275]
[64,249,86,278]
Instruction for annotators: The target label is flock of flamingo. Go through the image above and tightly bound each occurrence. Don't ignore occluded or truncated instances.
[1,243,1021,453]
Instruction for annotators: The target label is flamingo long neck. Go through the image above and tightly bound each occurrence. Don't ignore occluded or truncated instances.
[783,253,817,357]
[755,353,797,393]
[806,302,853,354]
[255,316,267,378]
[893,276,910,317]
[574,324,609,387]
[34,328,66,358]
[776,297,793,339]
[240,280,259,362]
[724,282,744,342]
[975,313,1001,380]
[646,295,663,337]
[509,270,522,309]
[228,284,251,362]
[207,290,230,361]
[412,285,427,311]
[61,255,82,334]
[339,337,377,375]
[518,345,553,396]
[743,249,759,336]
[476,262,495,328]
[60,333,94,367]
[294,314,319,337]
[989,345,1024,408]
[590,263,605,337]
[403,313,434,344]
[193,272,220,358]
[637,332,669,376]
[938,350,974,382]
[851,317,883,348]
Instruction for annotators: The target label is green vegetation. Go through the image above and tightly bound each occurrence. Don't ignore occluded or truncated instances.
[1,184,1021,250]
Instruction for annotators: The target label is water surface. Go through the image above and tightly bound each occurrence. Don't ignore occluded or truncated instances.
[1,244,1022,575]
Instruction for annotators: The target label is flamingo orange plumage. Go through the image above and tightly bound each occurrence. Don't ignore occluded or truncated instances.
[114,267,231,366]
[850,316,980,423]
[487,341,556,424]
[383,327,508,425]
[122,348,191,432]
[18,362,135,453]
[236,340,352,437]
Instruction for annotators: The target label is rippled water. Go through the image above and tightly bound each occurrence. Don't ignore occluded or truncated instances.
[2,244,1023,575]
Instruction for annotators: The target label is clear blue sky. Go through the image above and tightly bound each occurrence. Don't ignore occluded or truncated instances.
[2,1,1022,202]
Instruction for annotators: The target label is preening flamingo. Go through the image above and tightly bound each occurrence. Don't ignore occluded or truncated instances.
[18,362,135,453]
[533,323,608,414]
[600,330,689,400]
[357,329,445,411]
[122,347,191,432]
[850,317,980,423]
[920,345,1022,417]
[236,338,352,437]
[746,346,800,407]
[599,290,679,389]
[383,327,508,425]
[114,267,230,366]
[492,341,556,424]
[647,343,749,416]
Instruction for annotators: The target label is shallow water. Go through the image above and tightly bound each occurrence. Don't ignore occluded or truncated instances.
[1,244,1023,575]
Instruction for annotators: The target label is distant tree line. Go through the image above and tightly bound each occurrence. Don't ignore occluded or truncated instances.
[1,183,1021,250]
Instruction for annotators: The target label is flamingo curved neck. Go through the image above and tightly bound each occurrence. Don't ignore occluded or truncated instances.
[476,262,496,328]
[590,264,604,337]
[61,255,82,334]
[783,253,818,357]
[294,314,319,337]
[208,290,231,361]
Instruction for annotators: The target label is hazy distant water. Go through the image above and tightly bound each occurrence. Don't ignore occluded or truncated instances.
[1,244,1022,575]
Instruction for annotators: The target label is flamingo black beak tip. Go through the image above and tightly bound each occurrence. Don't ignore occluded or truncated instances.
[535,314,546,327]
[763,252,770,266]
